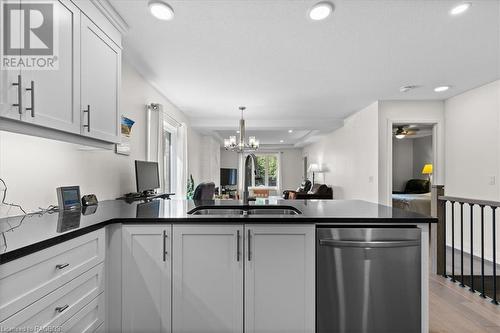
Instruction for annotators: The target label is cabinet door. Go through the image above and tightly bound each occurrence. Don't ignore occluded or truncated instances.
[122,225,171,333]
[244,225,315,333]
[172,225,243,333]
[20,0,80,133]
[0,0,22,120]
[80,14,120,143]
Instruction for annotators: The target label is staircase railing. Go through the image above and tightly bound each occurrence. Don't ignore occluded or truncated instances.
[433,185,498,304]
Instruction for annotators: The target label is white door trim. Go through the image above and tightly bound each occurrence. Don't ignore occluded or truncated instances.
[386,119,442,206]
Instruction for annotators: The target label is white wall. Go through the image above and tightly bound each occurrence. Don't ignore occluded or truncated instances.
[0,60,202,217]
[280,149,304,191]
[378,100,445,205]
[392,139,414,192]
[412,136,433,179]
[200,136,221,187]
[303,102,379,202]
[392,136,433,192]
[220,149,239,169]
[187,128,203,185]
[444,80,500,261]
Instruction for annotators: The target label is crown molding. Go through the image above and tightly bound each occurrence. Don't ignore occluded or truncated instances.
[91,0,129,35]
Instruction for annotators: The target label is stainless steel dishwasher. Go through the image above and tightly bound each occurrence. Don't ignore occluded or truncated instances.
[317,227,421,333]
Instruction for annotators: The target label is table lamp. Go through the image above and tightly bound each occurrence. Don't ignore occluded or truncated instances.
[308,163,321,185]
[422,164,433,182]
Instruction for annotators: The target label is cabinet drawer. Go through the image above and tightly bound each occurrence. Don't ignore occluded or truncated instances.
[0,262,104,330]
[0,229,105,321]
[60,293,105,333]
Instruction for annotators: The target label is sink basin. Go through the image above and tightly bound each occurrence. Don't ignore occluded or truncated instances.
[190,208,245,215]
[247,208,300,215]
[188,206,302,216]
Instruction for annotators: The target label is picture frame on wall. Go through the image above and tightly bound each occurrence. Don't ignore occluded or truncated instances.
[116,116,135,155]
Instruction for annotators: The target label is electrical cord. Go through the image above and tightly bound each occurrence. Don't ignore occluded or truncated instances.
[0,178,27,215]
[0,178,59,216]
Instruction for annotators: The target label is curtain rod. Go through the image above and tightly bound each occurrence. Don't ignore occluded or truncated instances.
[146,103,182,126]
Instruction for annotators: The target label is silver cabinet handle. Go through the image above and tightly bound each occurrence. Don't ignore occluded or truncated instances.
[83,105,90,132]
[236,230,241,262]
[319,239,421,248]
[12,75,22,114]
[25,80,35,117]
[55,304,69,313]
[55,263,69,270]
[247,229,252,261]
[163,230,168,262]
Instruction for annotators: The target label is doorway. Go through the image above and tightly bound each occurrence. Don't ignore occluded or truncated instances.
[390,123,436,215]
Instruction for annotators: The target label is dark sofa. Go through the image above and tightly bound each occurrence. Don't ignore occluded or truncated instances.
[393,179,430,194]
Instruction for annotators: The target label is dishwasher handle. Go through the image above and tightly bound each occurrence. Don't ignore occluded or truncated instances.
[319,239,420,248]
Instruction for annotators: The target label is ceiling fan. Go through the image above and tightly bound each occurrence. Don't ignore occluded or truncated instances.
[393,125,420,139]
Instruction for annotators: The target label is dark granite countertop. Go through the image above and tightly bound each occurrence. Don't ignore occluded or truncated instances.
[0,198,436,264]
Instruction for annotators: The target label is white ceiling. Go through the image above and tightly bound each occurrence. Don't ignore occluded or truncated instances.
[111,0,500,145]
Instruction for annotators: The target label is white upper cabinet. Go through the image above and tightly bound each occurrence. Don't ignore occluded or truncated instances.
[21,0,81,133]
[172,225,244,333]
[244,225,315,333]
[80,14,121,143]
[0,0,122,145]
[0,1,22,120]
[122,225,171,333]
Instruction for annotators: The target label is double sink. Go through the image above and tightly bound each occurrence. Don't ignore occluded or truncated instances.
[188,205,302,216]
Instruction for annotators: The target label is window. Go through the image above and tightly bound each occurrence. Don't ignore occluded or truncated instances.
[162,121,178,194]
[163,130,172,192]
[253,154,279,188]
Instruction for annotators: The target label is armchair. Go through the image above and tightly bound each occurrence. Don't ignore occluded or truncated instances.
[291,183,333,200]
[283,180,312,199]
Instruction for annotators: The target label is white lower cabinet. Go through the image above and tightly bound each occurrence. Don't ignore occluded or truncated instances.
[172,225,244,333]
[121,225,172,333]
[170,224,315,333]
[244,225,315,333]
[0,261,105,332]
[60,292,105,333]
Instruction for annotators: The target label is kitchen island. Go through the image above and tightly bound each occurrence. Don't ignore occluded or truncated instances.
[0,199,435,333]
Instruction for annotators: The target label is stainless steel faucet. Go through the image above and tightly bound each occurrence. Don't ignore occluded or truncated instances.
[242,153,257,203]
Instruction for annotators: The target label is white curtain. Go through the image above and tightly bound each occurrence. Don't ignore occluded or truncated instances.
[278,151,283,193]
[175,123,188,198]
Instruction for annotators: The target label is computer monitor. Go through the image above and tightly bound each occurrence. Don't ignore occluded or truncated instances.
[220,168,237,186]
[135,160,160,193]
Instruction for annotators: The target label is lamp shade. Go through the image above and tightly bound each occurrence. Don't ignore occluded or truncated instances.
[422,164,433,175]
[308,163,321,173]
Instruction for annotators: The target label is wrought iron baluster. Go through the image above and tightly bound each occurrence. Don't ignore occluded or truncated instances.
[451,201,456,282]
[460,202,465,287]
[443,200,448,278]
[470,203,475,293]
[480,205,486,298]
[493,207,498,305]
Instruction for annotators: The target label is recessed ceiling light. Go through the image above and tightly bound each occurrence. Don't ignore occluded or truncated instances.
[288,129,293,133]
[236,130,240,134]
[450,2,471,16]
[434,86,450,92]
[309,2,334,21]
[148,0,174,21]
[280,140,284,143]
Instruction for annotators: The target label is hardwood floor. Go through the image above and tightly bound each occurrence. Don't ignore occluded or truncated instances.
[430,274,500,333]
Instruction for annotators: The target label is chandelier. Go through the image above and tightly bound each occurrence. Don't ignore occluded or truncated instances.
[224,106,260,152]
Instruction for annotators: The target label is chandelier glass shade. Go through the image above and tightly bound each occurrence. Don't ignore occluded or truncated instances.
[224,107,260,152]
